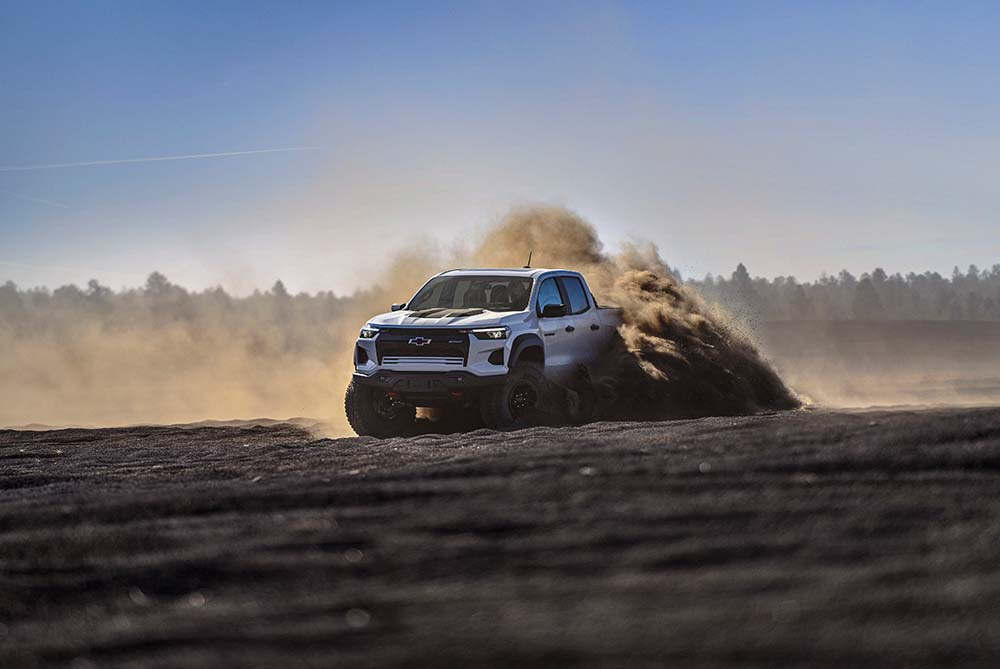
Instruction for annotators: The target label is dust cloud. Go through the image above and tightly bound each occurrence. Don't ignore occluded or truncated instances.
[469,206,800,420]
[0,255,440,434]
[0,205,798,434]
[757,320,1000,409]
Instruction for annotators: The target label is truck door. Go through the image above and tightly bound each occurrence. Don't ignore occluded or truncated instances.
[535,277,579,382]
[557,275,603,365]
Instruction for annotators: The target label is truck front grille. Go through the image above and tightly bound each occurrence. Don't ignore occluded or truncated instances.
[375,329,469,365]
[382,356,464,366]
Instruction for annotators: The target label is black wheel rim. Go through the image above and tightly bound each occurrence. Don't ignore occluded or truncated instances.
[374,393,401,420]
[508,382,537,417]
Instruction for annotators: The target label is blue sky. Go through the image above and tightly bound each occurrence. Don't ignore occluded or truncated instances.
[2,1,999,293]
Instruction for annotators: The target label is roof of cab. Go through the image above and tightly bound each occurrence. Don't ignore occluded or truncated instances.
[437,267,569,279]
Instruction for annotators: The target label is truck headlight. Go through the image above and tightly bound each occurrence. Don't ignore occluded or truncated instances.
[472,327,508,340]
[359,327,379,339]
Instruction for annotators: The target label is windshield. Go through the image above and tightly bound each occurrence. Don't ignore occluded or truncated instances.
[409,276,533,312]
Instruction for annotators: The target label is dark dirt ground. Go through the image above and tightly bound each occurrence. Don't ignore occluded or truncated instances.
[4,407,1000,667]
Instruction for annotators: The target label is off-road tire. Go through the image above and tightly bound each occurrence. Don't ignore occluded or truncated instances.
[344,380,416,437]
[480,362,545,429]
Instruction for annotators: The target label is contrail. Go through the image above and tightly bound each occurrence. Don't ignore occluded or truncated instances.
[0,190,70,209]
[0,147,321,172]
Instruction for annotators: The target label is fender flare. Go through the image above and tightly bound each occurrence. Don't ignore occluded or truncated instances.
[509,333,545,368]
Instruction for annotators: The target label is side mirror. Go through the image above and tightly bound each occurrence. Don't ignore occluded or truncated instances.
[540,303,567,318]
[390,303,406,312]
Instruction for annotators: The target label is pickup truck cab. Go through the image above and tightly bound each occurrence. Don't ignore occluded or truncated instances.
[346,268,621,436]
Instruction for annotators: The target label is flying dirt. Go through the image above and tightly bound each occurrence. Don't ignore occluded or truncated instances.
[460,206,800,421]
[0,205,797,434]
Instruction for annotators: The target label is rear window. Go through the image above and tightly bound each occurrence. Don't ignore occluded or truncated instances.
[559,276,591,314]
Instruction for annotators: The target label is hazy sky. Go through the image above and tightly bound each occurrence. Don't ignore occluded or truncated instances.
[2,1,999,294]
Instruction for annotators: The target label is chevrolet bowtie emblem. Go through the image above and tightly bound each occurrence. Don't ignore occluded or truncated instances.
[408,337,432,346]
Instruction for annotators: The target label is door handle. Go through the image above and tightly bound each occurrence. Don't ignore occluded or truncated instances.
[565,325,575,333]
[590,324,600,331]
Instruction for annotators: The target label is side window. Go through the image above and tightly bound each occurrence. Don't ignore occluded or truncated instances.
[535,278,564,315]
[559,276,591,314]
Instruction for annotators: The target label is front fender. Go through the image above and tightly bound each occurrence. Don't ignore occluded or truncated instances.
[509,333,545,368]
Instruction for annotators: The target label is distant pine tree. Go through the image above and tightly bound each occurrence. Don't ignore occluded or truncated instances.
[852,278,883,320]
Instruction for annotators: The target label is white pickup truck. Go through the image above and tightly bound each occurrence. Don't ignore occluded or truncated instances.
[346,268,622,436]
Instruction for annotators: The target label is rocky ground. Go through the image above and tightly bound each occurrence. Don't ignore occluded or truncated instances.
[3,407,1000,667]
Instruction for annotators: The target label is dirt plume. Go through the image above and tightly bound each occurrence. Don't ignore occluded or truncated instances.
[597,269,800,418]
[467,205,800,419]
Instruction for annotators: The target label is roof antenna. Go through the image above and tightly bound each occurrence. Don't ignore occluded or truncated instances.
[523,250,533,269]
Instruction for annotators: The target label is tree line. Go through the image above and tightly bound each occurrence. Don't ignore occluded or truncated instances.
[688,264,1000,321]
[0,272,358,355]
[3,263,1000,326]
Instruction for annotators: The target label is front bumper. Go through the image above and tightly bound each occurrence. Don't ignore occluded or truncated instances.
[352,370,506,404]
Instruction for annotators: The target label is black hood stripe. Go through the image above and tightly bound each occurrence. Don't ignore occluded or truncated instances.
[409,308,486,319]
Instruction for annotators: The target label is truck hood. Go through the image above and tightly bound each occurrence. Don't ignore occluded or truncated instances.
[367,309,525,329]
